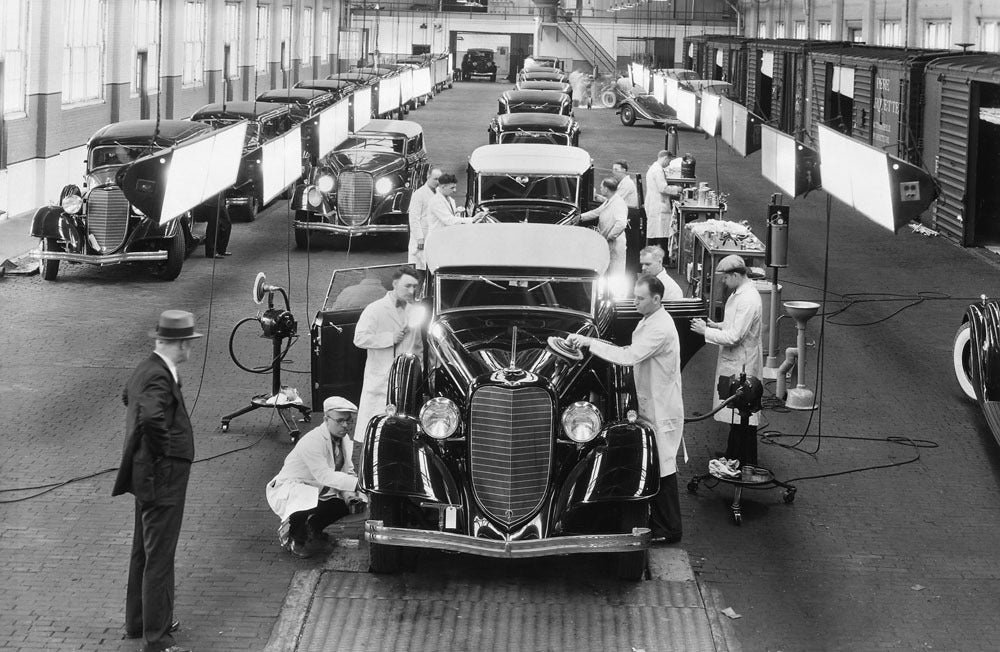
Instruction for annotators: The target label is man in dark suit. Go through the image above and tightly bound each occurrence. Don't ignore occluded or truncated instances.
[113,310,202,652]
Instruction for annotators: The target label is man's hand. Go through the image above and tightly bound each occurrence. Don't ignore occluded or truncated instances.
[565,334,591,349]
[690,318,707,335]
[394,325,409,344]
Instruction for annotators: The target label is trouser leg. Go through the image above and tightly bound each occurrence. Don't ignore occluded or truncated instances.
[289,498,350,543]
[649,473,682,542]
[125,502,146,636]
[139,496,186,652]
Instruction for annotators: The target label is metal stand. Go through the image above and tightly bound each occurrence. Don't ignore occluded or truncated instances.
[763,266,781,379]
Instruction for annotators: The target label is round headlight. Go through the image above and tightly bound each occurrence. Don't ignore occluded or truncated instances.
[374,177,394,195]
[316,174,335,193]
[61,194,83,215]
[307,187,324,207]
[419,397,461,440]
[561,401,602,443]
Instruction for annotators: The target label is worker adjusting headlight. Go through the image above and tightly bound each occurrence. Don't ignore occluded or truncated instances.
[419,397,461,440]
[316,173,335,193]
[374,177,394,195]
[61,194,83,215]
[561,401,602,443]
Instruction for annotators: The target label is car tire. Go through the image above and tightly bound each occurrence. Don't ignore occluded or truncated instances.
[490,73,497,83]
[954,321,976,400]
[41,238,60,281]
[601,90,618,108]
[233,195,258,223]
[616,501,648,581]
[161,230,185,281]
[620,104,636,126]
[368,495,416,574]
[387,354,422,417]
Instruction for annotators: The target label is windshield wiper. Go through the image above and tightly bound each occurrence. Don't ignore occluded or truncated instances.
[477,276,506,290]
[527,279,553,292]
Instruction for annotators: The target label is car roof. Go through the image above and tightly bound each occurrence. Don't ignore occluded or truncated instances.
[425,223,609,274]
[498,113,574,128]
[502,90,571,102]
[357,119,423,138]
[467,48,494,54]
[294,79,356,91]
[190,101,288,120]
[89,119,212,146]
[469,144,591,175]
[518,81,572,91]
[256,88,332,103]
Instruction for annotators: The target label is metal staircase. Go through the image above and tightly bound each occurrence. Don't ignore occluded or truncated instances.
[554,15,617,75]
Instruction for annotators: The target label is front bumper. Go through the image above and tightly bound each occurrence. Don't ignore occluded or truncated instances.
[365,520,651,558]
[294,220,408,236]
[37,250,168,265]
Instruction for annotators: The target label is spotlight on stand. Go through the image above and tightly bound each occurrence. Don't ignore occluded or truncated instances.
[220,272,312,440]
[780,300,821,410]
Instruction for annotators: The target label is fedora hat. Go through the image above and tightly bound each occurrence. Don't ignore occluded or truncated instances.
[149,310,203,340]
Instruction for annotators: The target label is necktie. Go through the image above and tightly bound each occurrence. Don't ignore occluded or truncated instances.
[333,439,344,470]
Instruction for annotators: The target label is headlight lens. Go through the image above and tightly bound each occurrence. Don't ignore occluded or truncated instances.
[419,397,461,440]
[306,187,324,207]
[61,194,83,215]
[374,177,394,195]
[316,174,335,193]
[561,401,602,443]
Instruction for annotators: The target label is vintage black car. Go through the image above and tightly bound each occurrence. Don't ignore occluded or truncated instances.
[517,69,570,84]
[514,80,574,98]
[954,297,1000,446]
[308,224,706,578]
[461,49,498,82]
[498,90,573,117]
[190,102,296,221]
[30,119,212,281]
[254,88,339,123]
[488,113,581,146]
[465,144,593,224]
[292,119,428,249]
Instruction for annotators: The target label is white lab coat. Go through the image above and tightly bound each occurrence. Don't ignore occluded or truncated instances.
[426,192,474,234]
[644,161,672,239]
[407,183,435,269]
[704,280,763,425]
[353,292,423,443]
[265,423,359,521]
[588,308,684,476]
[616,175,639,208]
[656,268,685,300]
[581,193,628,275]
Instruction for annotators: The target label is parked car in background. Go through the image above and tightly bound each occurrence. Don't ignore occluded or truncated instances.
[525,56,562,69]
[498,90,574,117]
[488,113,581,147]
[514,79,574,98]
[465,143,593,224]
[255,88,339,122]
[190,102,296,222]
[293,78,359,101]
[293,119,428,249]
[461,49,498,82]
[30,120,212,281]
[518,69,570,84]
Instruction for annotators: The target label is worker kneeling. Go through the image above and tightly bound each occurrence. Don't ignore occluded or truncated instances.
[265,396,367,558]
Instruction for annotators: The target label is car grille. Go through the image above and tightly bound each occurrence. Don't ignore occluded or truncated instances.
[86,187,130,252]
[336,171,373,226]
[469,385,553,526]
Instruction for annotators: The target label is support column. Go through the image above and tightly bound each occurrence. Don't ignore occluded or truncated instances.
[831,0,845,41]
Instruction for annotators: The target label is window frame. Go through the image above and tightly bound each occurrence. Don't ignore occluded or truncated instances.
[182,0,206,87]
[62,0,108,107]
[1,0,29,116]
[256,4,270,72]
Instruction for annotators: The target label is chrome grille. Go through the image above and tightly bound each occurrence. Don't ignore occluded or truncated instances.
[469,386,553,526]
[86,187,129,252]
[336,171,374,226]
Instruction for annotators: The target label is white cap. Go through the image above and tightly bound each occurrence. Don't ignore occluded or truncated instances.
[323,396,358,414]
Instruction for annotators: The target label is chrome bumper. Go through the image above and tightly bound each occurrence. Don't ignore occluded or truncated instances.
[294,221,408,236]
[365,520,651,558]
[37,250,168,264]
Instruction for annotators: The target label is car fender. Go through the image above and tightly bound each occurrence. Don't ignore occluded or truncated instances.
[552,422,659,517]
[967,300,1000,402]
[359,414,461,504]
[30,205,64,239]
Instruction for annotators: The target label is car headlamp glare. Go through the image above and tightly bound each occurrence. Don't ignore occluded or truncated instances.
[61,194,84,215]
[561,401,602,443]
[374,177,394,195]
[316,174,335,193]
[419,397,460,440]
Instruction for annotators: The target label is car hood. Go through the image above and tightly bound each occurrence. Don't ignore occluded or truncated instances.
[430,311,595,398]
[327,150,402,174]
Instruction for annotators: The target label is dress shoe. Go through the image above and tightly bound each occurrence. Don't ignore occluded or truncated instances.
[289,539,312,558]
[158,646,192,652]
[123,620,180,639]
[211,253,226,259]
[218,251,232,256]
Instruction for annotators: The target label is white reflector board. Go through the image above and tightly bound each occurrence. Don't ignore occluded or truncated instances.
[317,99,351,157]
[260,125,303,205]
[353,86,372,131]
[761,124,798,196]
[653,75,666,104]
[817,124,893,230]
[414,67,432,97]
[700,92,721,135]
[400,69,414,104]
[160,122,247,225]
[665,76,679,109]
[676,88,698,128]
[378,76,401,115]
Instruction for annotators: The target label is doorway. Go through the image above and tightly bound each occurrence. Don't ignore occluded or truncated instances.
[972,82,1000,245]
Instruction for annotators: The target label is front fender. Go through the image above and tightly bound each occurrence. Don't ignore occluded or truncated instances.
[359,414,460,504]
[967,300,1000,401]
[30,205,64,239]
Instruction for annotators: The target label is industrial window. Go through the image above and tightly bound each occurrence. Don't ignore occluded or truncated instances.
[982,21,1000,52]
[816,22,832,40]
[256,4,270,71]
[879,21,902,47]
[846,23,864,43]
[757,22,767,38]
[134,0,160,94]
[182,1,206,86]
[320,8,330,57]
[774,22,785,39]
[62,0,106,105]
[1,0,28,115]
[923,21,952,49]
[301,7,314,65]
[281,5,291,70]
[225,1,242,79]
[793,22,807,39]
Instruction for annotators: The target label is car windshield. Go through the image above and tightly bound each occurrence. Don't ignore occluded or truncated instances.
[479,174,578,203]
[499,132,570,146]
[438,275,593,314]
[339,134,404,154]
[89,144,156,170]
[506,101,563,114]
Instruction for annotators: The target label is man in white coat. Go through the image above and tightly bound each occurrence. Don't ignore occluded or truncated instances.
[580,177,628,275]
[643,150,673,254]
[425,173,482,234]
[265,396,365,558]
[691,255,763,463]
[353,266,424,446]
[407,167,442,270]
[639,245,684,300]
[611,160,639,208]
[568,275,684,543]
